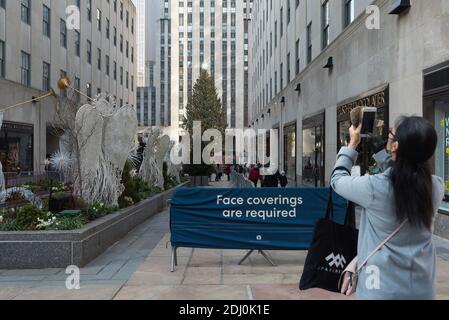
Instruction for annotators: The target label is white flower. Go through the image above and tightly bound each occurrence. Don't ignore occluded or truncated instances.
[0,215,3,223]
[49,150,72,171]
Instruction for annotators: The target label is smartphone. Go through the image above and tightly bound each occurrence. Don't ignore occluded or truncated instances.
[360,107,377,138]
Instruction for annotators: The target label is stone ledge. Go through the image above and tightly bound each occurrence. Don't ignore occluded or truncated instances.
[0,182,188,269]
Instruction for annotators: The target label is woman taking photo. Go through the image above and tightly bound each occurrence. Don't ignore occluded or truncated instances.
[331,116,445,300]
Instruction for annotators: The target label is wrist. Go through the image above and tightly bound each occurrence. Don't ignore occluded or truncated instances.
[348,143,358,150]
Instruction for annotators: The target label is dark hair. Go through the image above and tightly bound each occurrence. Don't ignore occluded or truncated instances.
[391,116,437,229]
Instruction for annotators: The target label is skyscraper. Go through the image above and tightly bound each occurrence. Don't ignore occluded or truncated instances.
[160,0,252,141]
[136,0,159,127]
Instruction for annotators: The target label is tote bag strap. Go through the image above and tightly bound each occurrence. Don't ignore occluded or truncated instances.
[325,188,335,221]
[344,201,356,228]
[357,219,408,272]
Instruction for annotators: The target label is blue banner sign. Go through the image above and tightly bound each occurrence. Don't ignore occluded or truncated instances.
[170,188,348,250]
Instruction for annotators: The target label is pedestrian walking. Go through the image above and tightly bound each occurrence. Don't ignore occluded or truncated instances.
[248,165,260,188]
[279,171,288,188]
[331,116,445,300]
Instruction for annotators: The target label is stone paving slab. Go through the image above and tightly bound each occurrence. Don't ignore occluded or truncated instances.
[114,285,249,300]
[1,203,449,300]
[12,285,123,300]
[251,285,354,300]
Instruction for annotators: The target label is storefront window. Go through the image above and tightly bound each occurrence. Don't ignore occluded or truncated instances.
[0,122,33,173]
[283,123,296,183]
[428,96,449,211]
[302,115,325,187]
[424,62,449,211]
[337,86,389,175]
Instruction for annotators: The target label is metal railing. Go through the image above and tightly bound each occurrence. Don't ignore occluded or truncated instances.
[3,171,63,188]
[230,171,254,188]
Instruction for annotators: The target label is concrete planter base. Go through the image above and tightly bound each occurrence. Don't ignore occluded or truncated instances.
[0,183,188,269]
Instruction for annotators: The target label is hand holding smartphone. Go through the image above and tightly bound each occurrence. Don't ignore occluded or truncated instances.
[360,107,377,138]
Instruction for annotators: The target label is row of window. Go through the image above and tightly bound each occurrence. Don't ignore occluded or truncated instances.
[41,6,134,63]
[19,0,134,34]
[253,0,356,113]
[0,43,133,96]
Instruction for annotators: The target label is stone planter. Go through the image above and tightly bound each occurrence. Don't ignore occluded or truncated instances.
[0,182,188,269]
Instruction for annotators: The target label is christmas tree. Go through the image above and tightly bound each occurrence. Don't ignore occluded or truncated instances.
[182,69,227,176]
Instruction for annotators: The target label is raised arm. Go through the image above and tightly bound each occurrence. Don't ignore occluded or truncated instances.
[331,147,375,208]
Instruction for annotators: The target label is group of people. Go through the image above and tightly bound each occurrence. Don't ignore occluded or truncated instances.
[248,165,288,188]
[213,163,289,188]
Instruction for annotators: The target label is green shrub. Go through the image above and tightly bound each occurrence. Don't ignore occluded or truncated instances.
[0,219,18,231]
[119,162,153,207]
[15,204,46,231]
[46,216,84,231]
[82,202,117,221]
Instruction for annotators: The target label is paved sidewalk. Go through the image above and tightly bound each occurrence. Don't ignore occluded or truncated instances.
[1,179,449,300]
[0,209,170,300]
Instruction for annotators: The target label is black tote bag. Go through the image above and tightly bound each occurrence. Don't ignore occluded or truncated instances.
[299,189,358,293]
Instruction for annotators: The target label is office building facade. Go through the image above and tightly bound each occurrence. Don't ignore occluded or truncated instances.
[0,0,137,172]
[159,0,253,140]
[250,0,449,235]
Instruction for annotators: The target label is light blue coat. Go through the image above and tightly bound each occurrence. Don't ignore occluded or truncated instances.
[331,147,445,300]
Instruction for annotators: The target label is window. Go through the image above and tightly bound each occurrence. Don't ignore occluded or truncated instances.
[295,39,300,75]
[74,77,80,99]
[280,63,283,90]
[120,67,123,85]
[21,51,30,86]
[60,70,67,97]
[274,21,277,48]
[42,62,50,91]
[0,0,5,9]
[87,0,92,21]
[322,0,330,49]
[106,19,110,39]
[113,61,117,80]
[287,53,291,83]
[344,0,355,27]
[87,40,92,64]
[86,83,92,98]
[21,0,30,24]
[60,19,67,48]
[307,23,312,64]
[287,0,291,24]
[0,40,4,78]
[75,31,80,56]
[106,55,110,75]
[280,7,283,37]
[97,9,102,31]
[120,35,123,52]
[126,71,129,88]
[113,27,117,46]
[97,49,101,70]
[43,5,51,37]
[120,2,123,20]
